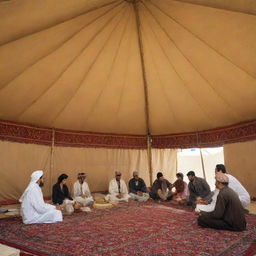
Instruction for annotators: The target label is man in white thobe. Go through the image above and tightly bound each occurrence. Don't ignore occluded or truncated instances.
[105,171,130,202]
[73,173,94,206]
[196,164,250,212]
[20,170,63,224]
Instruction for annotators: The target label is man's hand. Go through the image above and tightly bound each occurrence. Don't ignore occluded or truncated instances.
[137,191,143,196]
[56,205,62,211]
[116,193,123,199]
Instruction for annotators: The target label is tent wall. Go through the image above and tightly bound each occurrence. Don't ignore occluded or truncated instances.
[151,148,177,182]
[0,140,177,202]
[0,141,51,202]
[224,140,256,198]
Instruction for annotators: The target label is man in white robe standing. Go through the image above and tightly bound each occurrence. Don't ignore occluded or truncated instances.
[20,170,63,224]
[73,173,94,206]
[196,164,250,212]
[105,171,130,202]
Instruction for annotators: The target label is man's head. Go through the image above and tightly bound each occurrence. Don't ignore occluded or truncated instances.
[176,172,184,180]
[215,164,226,174]
[57,173,68,184]
[31,170,44,187]
[133,171,139,180]
[187,171,195,182]
[215,172,229,189]
[115,171,122,181]
[77,173,86,184]
[37,176,44,187]
[157,172,164,181]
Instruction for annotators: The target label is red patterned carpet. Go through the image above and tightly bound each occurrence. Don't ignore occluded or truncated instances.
[0,201,255,256]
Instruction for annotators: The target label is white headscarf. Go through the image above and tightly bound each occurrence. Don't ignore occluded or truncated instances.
[19,170,44,202]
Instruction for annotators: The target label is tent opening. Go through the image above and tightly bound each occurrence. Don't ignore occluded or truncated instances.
[177,147,224,190]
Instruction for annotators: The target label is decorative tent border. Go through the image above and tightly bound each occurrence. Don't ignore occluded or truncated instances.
[153,120,256,148]
[0,120,147,149]
[0,119,255,149]
[54,129,147,149]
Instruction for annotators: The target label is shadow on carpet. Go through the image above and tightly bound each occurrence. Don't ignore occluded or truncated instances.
[0,201,255,256]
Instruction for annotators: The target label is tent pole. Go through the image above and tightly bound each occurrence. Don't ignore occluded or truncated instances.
[133,0,153,186]
[147,135,153,186]
[49,128,55,195]
[199,148,207,180]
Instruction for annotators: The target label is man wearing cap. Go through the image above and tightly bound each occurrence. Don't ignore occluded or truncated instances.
[187,171,212,208]
[129,171,149,202]
[73,173,94,206]
[20,170,63,224]
[196,164,250,212]
[197,173,246,231]
[105,171,130,202]
[150,172,173,201]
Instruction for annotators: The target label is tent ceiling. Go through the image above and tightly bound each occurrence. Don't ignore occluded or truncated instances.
[0,0,255,135]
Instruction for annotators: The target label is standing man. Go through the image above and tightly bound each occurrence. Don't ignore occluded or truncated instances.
[20,170,62,224]
[129,171,149,202]
[196,164,250,212]
[105,171,130,202]
[198,172,246,231]
[187,171,212,208]
[216,164,250,208]
[73,173,94,206]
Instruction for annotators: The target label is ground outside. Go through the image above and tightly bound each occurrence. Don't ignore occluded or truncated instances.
[0,201,255,256]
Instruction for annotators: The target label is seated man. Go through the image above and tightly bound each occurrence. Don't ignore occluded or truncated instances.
[52,173,73,205]
[172,172,188,204]
[105,171,130,202]
[196,164,250,212]
[150,172,172,201]
[73,172,94,206]
[128,171,149,202]
[197,173,246,231]
[20,170,62,224]
[187,171,212,208]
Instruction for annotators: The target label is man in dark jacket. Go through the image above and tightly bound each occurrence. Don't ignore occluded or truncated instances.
[150,172,173,201]
[129,171,149,201]
[52,173,73,205]
[187,171,212,208]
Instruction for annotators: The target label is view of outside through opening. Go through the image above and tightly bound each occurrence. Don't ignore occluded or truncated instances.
[177,147,224,190]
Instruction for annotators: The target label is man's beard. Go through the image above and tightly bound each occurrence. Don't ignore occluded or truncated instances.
[39,181,44,187]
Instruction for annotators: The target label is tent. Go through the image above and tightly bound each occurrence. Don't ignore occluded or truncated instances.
[0,0,255,202]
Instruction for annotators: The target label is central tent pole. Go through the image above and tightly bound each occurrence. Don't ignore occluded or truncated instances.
[147,135,153,186]
[133,0,153,186]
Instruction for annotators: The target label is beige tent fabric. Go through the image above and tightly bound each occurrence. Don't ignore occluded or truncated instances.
[52,146,150,195]
[0,140,51,202]
[0,0,120,45]
[175,0,256,15]
[151,148,177,182]
[0,140,178,201]
[140,0,256,134]
[224,140,256,197]
[0,0,255,135]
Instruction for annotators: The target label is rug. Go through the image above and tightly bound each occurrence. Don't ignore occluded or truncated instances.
[0,201,255,256]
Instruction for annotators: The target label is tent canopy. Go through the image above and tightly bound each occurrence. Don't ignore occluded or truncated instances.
[0,0,255,135]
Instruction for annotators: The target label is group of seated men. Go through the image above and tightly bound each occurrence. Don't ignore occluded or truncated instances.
[19,164,250,232]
